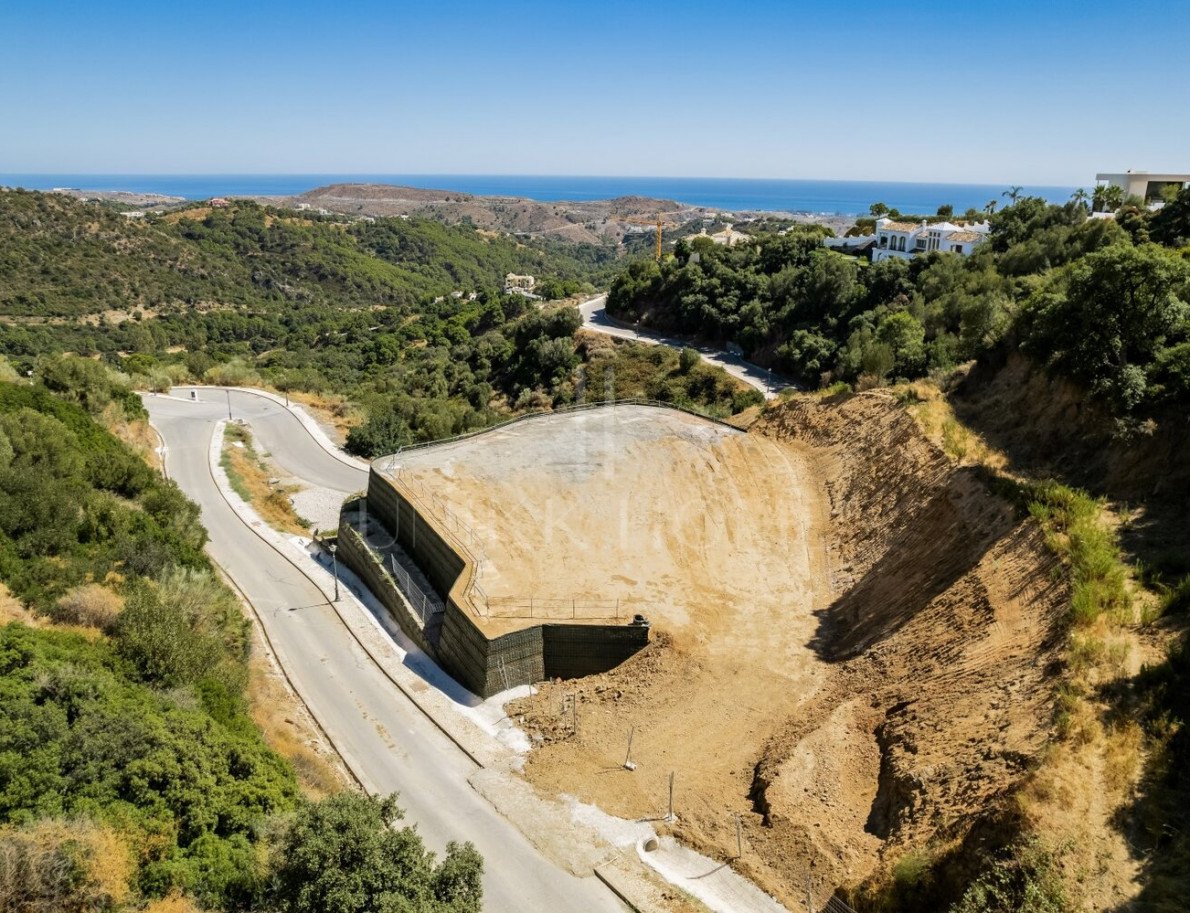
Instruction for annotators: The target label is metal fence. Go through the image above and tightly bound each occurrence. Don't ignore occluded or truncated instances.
[386,553,442,626]
[484,596,626,621]
[372,400,697,624]
[378,397,742,470]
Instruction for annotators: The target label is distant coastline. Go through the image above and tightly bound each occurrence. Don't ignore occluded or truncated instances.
[0,174,1078,216]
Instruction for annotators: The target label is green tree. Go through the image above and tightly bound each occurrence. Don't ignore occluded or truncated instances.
[1151,186,1190,248]
[936,204,954,219]
[1021,244,1190,411]
[1003,186,1024,204]
[678,347,701,373]
[267,793,482,913]
[1092,183,1124,213]
[876,311,927,378]
[869,202,890,217]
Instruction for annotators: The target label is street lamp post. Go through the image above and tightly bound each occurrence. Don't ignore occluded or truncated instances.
[226,389,233,421]
[329,544,340,602]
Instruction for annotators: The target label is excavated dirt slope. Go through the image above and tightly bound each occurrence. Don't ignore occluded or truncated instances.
[509,393,1068,908]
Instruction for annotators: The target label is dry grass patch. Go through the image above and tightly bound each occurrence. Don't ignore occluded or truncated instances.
[142,893,206,913]
[0,584,39,627]
[54,583,123,630]
[99,402,162,471]
[162,206,213,224]
[246,637,349,798]
[897,381,1008,471]
[0,819,133,913]
[220,424,309,535]
[286,389,362,443]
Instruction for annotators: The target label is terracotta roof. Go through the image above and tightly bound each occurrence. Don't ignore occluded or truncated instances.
[881,221,919,232]
[947,230,984,243]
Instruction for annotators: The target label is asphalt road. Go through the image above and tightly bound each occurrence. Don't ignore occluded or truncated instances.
[579,295,788,398]
[145,388,625,913]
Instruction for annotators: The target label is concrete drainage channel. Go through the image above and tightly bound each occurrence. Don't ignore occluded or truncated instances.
[186,391,797,913]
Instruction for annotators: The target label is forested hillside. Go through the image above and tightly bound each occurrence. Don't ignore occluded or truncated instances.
[611,191,1190,913]
[608,190,1190,420]
[0,191,762,456]
[0,366,482,912]
[0,190,616,319]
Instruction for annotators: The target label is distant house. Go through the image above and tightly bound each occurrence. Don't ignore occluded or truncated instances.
[689,223,752,247]
[870,218,990,262]
[504,274,538,297]
[209,197,231,208]
[1096,171,1190,209]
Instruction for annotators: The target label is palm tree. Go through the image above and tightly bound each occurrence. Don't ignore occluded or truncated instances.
[1003,185,1024,205]
[1070,188,1090,210]
[985,199,998,215]
[1092,185,1108,212]
[1093,184,1124,213]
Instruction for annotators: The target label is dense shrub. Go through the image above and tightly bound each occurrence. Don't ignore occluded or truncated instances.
[267,793,482,913]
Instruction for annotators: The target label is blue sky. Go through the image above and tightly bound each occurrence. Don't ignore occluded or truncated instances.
[1,0,1187,183]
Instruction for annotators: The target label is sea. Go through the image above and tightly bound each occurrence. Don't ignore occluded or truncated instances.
[0,173,1079,216]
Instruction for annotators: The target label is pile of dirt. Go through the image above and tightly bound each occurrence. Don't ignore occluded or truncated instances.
[509,393,1068,907]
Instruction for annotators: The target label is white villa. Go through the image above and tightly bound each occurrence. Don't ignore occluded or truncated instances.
[870,218,990,262]
[1096,171,1190,208]
[688,223,753,246]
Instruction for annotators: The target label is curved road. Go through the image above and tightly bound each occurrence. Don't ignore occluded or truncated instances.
[146,388,625,913]
[579,295,788,398]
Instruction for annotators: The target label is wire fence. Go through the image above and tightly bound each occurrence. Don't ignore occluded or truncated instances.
[379,397,741,470]
[385,553,442,626]
[370,400,709,624]
[821,895,859,913]
[484,596,627,621]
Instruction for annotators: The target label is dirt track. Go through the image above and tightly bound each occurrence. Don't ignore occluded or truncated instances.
[398,399,1067,908]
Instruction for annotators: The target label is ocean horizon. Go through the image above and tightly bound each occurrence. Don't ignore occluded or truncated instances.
[0,173,1081,216]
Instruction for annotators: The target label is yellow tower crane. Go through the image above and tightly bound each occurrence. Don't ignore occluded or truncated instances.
[620,214,677,261]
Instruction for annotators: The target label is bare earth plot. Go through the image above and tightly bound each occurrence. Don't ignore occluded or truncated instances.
[388,405,833,649]
[392,400,1068,910]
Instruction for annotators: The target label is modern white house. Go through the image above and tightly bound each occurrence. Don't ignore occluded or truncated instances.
[869,218,990,262]
[1096,171,1190,207]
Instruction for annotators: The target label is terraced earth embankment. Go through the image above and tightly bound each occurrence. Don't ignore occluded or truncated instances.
[509,393,1068,909]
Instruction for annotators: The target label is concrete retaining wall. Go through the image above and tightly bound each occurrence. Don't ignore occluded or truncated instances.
[359,466,649,698]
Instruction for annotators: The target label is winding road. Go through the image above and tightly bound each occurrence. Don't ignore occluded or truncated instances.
[145,388,626,913]
[579,295,788,398]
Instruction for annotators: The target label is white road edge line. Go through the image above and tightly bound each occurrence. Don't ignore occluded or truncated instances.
[153,392,795,913]
[203,418,488,769]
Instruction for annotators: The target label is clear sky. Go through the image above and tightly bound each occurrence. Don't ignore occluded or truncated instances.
[2,0,1187,184]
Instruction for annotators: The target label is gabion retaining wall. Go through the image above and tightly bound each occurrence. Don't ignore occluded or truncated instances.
[360,466,649,698]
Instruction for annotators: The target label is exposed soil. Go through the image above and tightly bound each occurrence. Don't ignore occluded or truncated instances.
[390,407,830,642]
[500,394,1068,908]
